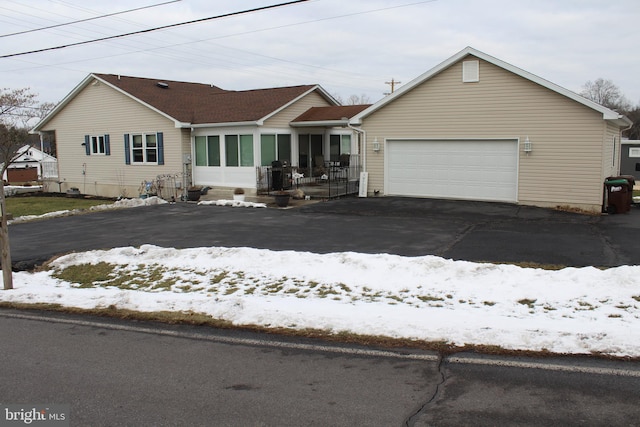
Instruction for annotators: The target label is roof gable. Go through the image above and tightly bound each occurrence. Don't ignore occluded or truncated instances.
[352,47,631,127]
[291,104,371,126]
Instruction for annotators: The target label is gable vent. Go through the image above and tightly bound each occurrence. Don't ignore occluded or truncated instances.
[156,82,169,89]
[462,60,479,83]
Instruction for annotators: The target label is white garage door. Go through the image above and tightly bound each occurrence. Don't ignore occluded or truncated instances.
[386,139,518,202]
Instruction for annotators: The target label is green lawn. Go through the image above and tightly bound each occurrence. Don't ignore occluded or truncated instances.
[5,196,113,217]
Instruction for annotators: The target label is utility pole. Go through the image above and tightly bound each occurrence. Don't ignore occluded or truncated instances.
[384,78,401,95]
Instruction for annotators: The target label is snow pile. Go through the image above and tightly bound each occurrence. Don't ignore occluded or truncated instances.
[8,196,167,224]
[2,244,639,357]
[198,200,267,208]
[4,185,42,196]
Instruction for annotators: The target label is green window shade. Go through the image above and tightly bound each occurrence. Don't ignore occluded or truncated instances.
[225,135,239,166]
[261,134,276,166]
[341,135,351,154]
[240,134,253,166]
[330,135,340,162]
[278,134,291,163]
[207,136,220,166]
[195,136,207,166]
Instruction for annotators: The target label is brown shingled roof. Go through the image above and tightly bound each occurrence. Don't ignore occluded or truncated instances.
[95,74,318,125]
[292,104,372,122]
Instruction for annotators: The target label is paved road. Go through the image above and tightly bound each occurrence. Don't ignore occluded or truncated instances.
[2,309,639,426]
[8,197,640,270]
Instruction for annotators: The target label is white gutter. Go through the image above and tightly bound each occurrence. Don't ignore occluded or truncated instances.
[347,121,367,173]
[185,121,259,129]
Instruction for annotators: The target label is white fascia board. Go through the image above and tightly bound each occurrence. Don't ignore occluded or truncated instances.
[188,121,259,129]
[290,120,349,128]
[351,46,630,126]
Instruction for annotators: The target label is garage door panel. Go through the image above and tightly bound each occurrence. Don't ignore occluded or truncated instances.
[386,140,518,202]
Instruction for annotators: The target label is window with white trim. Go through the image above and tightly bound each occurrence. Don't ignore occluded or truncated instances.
[195,135,221,166]
[84,134,110,156]
[124,132,164,165]
[133,134,156,163]
[260,134,291,166]
[629,147,640,158]
[225,134,253,167]
[91,136,106,154]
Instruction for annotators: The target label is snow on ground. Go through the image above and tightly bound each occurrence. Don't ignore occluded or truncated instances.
[4,185,42,196]
[198,200,267,208]
[8,196,168,224]
[2,196,640,357]
[1,242,639,357]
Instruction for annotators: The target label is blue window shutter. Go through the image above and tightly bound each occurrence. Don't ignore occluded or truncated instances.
[84,135,90,155]
[105,134,111,156]
[124,134,131,165]
[157,132,164,165]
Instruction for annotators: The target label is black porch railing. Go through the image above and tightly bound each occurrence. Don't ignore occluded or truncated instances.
[256,155,360,199]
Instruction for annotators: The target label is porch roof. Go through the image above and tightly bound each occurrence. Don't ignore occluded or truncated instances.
[290,104,371,127]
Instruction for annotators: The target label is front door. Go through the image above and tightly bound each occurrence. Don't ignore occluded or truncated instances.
[298,134,323,177]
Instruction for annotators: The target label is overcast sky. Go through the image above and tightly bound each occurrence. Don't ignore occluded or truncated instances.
[1,0,638,108]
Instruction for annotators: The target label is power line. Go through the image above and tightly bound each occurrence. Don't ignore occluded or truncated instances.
[0,0,182,38]
[0,0,311,59]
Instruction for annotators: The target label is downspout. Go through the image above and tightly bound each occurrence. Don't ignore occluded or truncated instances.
[346,121,367,172]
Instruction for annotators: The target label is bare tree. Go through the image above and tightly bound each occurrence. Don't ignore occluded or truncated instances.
[0,87,39,290]
[332,93,373,106]
[580,78,632,111]
[624,107,640,140]
[346,94,372,105]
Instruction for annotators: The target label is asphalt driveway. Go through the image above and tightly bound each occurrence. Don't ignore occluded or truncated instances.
[8,197,640,271]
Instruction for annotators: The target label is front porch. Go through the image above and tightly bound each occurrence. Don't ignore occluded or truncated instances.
[256,154,360,199]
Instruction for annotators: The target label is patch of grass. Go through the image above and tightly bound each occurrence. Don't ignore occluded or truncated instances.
[632,296,640,302]
[417,295,444,303]
[6,195,114,217]
[608,314,622,318]
[576,301,595,310]
[223,284,239,295]
[51,262,178,291]
[52,262,116,287]
[483,301,496,306]
[210,272,229,284]
[517,298,537,308]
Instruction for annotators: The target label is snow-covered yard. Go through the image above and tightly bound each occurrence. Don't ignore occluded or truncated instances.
[1,197,639,358]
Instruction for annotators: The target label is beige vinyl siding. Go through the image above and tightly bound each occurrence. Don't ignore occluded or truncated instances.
[362,56,609,210]
[263,91,332,128]
[42,80,186,197]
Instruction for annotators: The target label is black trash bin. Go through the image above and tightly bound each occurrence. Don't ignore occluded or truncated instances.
[604,177,631,214]
[271,160,283,191]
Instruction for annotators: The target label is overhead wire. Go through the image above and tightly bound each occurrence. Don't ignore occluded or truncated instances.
[0,0,312,59]
[0,1,436,98]
[0,0,182,38]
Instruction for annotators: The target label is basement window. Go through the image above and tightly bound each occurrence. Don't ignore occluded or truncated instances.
[462,60,479,83]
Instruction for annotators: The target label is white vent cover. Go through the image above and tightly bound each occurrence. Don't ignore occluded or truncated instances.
[462,60,479,83]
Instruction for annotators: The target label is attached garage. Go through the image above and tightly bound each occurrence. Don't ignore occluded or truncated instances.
[351,47,632,212]
[386,139,518,202]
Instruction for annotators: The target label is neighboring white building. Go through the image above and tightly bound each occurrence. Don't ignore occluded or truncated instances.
[3,144,58,183]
